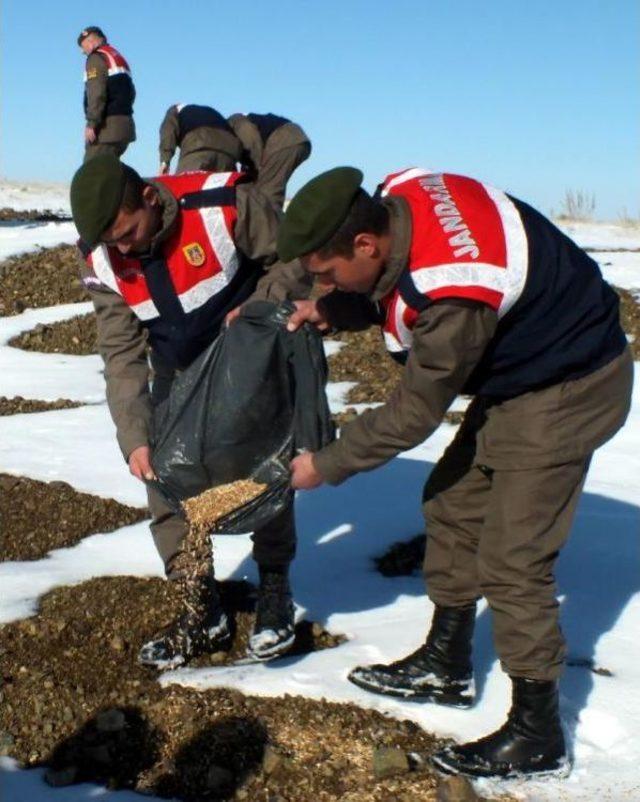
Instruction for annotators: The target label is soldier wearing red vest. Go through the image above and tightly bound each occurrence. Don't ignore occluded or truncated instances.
[78,27,136,162]
[70,156,311,667]
[278,167,633,780]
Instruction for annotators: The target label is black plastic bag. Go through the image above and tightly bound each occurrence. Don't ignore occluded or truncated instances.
[149,301,334,532]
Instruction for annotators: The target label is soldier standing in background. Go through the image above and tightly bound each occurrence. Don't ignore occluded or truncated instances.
[228,113,311,209]
[158,104,242,175]
[78,26,136,162]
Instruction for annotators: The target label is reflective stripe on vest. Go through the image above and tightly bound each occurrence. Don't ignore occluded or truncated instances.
[84,44,132,80]
[380,168,529,354]
[87,171,240,321]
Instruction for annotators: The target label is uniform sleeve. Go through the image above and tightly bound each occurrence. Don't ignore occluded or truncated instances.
[228,113,259,173]
[79,258,152,460]
[234,183,280,262]
[235,184,315,300]
[84,52,108,129]
[313,301,498,484]
[159,105,179,165]
[251,258,314,303]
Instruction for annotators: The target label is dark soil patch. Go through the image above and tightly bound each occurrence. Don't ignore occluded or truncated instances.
[0,396,84,415]
[0,474,148,562]
[0,244,88,316]
[616,287,640,359]
[327,328,402,404]
[0,575,475,802]
[9,313,97,355]
[0,208,71,222]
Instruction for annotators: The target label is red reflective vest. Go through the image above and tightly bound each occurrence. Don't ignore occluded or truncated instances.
[84,44,135,118]
[86,171,241,322]
[379,167,529,356]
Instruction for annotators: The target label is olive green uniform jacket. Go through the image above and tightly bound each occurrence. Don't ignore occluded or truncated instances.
[158,105,242,174]
[227,114,311,209]
[84,51,135,147]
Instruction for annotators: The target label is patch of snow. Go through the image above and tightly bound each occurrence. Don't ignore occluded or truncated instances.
[0,179,70,215]
[558,220,640,252]
[0,756,166,801]
[0,304,106,402]
[0,221,78,262]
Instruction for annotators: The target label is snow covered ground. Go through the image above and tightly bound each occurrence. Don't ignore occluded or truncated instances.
[1,212,639,801]
[0,180,70,216]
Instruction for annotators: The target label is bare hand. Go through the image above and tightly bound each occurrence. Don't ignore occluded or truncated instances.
[225,305,242,326]
[290,452,324,490]
[159,162,170,175]
[84,126,97,144]
[286,300,331,333]
[128,445,157,482]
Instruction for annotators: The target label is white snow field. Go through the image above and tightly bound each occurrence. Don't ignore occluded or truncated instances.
[0,212,639,801]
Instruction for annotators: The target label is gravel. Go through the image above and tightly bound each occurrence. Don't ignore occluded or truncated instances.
[0,244,88,316]
[0,473,147,562]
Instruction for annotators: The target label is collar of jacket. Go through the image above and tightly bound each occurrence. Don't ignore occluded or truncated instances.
[368,195,412,302]
[147,179,179,255]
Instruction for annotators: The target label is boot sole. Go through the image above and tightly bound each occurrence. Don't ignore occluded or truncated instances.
[246,631,296,662]
[347,671,474,708]
[431,752,572,780]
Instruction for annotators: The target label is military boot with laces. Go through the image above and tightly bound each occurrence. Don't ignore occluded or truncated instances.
[247,568,295,661]
[138,574,230,670]
[348,604,476,706]
[431,677,570,779]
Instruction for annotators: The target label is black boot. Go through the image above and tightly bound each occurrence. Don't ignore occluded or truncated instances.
[347,604,476,706]
[431,677,570,779]
[138,575,230,670]
[248,566,295,661]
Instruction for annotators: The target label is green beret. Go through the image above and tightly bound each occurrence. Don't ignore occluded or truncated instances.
[70,155,126,247]
[277,166,363,262]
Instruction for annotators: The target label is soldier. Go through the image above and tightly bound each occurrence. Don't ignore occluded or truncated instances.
[279,167,633,780]
[78,26,136,162]
[158,104,242,175]
[69,156,311,667]
[228,113,311,209]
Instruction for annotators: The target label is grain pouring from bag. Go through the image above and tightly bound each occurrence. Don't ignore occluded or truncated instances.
[182,479,267,534]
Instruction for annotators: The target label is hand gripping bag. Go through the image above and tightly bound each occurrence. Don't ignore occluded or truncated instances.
[149,301,334,532]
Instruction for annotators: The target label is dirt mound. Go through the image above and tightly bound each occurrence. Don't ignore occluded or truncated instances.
[0,208,71,222]
[0,244,88,316]
[0,575,465,802]
[327,328,403,404]
[0,474,147,562]
[0,396,83,415]
[9,313,97,355]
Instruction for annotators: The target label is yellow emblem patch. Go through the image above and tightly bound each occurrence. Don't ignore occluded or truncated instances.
[182,242,206,267]
[86,68,98,79]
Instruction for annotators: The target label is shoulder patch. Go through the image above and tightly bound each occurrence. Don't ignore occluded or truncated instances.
[86,68,98,79]
[182,242,206,267]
